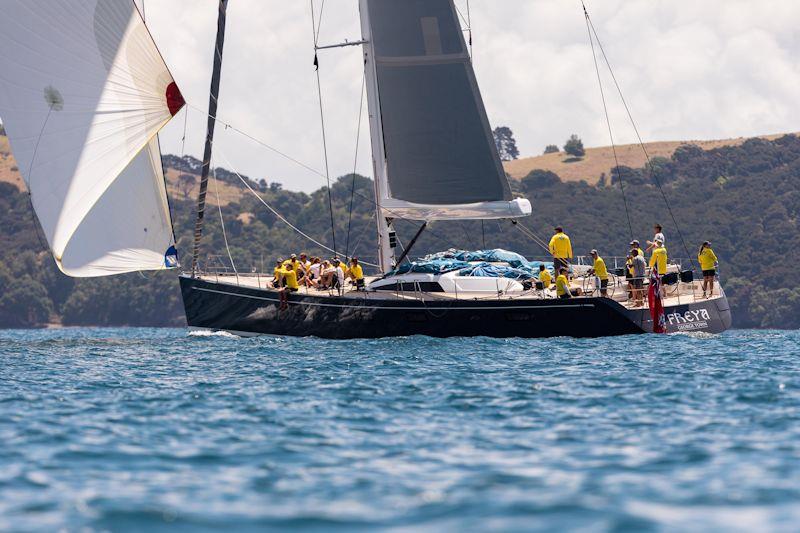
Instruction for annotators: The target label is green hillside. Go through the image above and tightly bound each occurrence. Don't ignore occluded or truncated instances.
[0,134,798,329]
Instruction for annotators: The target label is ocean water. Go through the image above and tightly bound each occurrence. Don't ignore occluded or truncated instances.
[0,329,798,532]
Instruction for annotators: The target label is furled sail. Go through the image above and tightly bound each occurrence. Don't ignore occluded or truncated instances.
[363,0,531,220]
[0,0,184,277]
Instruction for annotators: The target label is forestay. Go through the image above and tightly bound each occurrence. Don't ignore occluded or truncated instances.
[364,0,530,220]
[0,0,183,277]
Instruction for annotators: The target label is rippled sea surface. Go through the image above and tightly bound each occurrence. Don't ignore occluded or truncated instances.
[1,329,799,531]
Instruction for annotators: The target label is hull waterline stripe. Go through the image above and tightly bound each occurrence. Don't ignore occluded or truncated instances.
[192,286,597,312]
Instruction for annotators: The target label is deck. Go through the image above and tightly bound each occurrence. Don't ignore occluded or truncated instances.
[195,272,724,311]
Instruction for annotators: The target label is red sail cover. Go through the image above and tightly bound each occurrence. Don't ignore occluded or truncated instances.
[648,271,667,334]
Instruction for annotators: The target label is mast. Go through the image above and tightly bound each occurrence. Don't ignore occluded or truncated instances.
[358,0,394,273]
[191,0,229,276]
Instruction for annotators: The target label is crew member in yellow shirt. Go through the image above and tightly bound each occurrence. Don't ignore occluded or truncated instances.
[649,239,668,275]
[278,262,299,310]
[537,264,552,293]
[587,249,609,297]
[548,226,573,276]
[649,238,668,297]
[697,241,718,298]
[348,257,365,290]
[555,268,572,299]
[272,259,284,288]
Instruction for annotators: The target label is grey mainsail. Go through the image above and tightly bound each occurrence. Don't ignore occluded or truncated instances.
[364,0,529,217]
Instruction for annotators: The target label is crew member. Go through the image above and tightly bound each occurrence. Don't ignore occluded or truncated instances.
[587,249,609,297]
[697,241,718,298]
[272,259,284,288]
[549,226,573,276]
[630,248,647,307]
[649,239,668,297]
[538,264,552,291]
[278,262,299,310]
[555,267,572,299]
[630,240,645,262]
[331,258,346,290]
[646,224,666,254]
[649,239,668,275]
[349,257,365,290]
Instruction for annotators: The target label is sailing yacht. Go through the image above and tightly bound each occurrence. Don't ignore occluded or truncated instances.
[0,0,731,338]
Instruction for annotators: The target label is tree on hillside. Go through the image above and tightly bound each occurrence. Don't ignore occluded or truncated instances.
[563,134,585,158]
[493,126,520,161]
[521,169,561,191]
[544,144,559,154]
[177,174,195,199]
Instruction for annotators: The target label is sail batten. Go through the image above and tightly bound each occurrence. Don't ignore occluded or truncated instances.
[0,0,182,277]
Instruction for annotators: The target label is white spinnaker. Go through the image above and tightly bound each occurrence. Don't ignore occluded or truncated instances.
[0,0,183,276]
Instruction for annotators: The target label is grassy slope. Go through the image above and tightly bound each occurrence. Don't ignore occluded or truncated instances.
[503,134,793,184]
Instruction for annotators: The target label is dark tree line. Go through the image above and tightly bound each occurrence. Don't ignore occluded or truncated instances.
[0,135,799,329]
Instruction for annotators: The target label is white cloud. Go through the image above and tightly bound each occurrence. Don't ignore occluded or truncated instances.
[143,0,800,192]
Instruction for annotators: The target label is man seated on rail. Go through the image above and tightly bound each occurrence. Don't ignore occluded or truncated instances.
[272,259,284,288]
[278,262,299,310]
[348,257,365,290]
[331,259,346,290]
[304,257,322,288]
[318,260,335,290]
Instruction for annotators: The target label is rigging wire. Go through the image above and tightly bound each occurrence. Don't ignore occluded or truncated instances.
[25,105,55,252]
[460,222,477,250]
[582,2,695,267]
[187,103,326,179]
[184,106,454,261]
[211,156,239,283]
[179,106,189,158]
[213,145,379,268]
[582,3,633,242]
[466,0,473,59]
[310,0,338,258]
[345,73,366,261]
[510,219,552,257]
[454,1,473,58]
[348,212,376,260]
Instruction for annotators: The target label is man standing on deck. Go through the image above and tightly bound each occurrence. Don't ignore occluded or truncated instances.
[649,239,668,297]
[587,250,609,297]
[630,249,647,307]
[646,224,666,255]
[549,226,573,277]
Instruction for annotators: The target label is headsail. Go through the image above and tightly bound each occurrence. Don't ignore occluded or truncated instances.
[362,0,531,221]
[0,0,184,277]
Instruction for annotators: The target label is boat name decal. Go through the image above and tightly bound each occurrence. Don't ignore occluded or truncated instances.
[667,309,711,331]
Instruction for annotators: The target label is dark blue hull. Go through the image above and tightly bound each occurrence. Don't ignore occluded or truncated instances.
[180,276,732,338]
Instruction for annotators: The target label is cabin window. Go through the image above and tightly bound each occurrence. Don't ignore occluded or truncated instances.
[374,282,443,293]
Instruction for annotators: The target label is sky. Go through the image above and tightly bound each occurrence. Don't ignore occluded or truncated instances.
[141,0,800,193]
